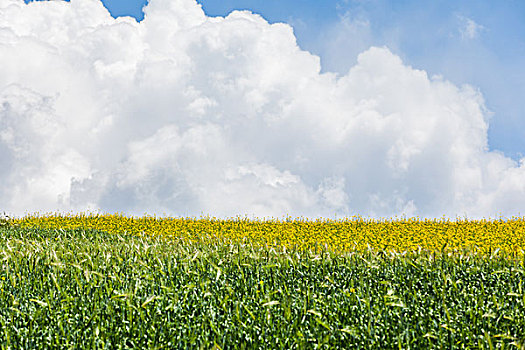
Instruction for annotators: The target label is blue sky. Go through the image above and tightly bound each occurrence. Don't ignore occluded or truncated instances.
[98,0,525,160]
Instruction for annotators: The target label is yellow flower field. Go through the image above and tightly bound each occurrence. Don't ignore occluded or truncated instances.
[7,213,525,256]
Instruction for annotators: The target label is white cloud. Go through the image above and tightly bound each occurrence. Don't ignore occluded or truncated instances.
[458,15,485,40]
[315,8,375,73]
[1,0,524,218]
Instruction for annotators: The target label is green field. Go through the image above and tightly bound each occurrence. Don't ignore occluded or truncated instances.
[1,225,524,349]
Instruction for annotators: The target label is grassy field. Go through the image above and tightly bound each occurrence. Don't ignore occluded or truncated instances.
[0,215,525,348]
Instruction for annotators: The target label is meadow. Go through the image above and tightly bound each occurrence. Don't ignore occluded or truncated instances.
[0,214,524,349]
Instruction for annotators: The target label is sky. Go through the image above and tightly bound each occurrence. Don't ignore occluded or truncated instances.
[2,0,525,218]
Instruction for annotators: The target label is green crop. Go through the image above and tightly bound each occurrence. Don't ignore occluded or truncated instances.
[0,226,524,349]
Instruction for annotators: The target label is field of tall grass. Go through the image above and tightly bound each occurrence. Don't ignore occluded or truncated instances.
[1,214,524,348]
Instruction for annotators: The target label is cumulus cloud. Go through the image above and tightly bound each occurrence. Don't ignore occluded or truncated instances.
[1,0,524,218]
